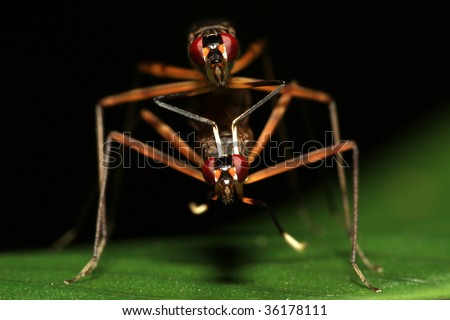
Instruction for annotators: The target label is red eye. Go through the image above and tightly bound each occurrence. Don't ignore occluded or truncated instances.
[221,33,239,62]
[189,36,205,66]
[201,157,216,185]
[232,154,248,182]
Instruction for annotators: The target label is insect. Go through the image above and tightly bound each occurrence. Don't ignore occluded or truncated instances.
[64,19,382,292]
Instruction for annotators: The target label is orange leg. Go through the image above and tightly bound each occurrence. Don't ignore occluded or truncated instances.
[138,62,204,80]
[95,80,210,182]
[241,81,382,275]
[245,141,381,292]
[245,141,352,184]
[57,81,213,250]
[230,38,268,75]
[108,131,204,182]
[231,47,380,277]
[247,91,293,165]
[137,38,268,81]
[65,130,205,284]
[99,80,210,108]
[230,77,353,251]
[140,109,202,167]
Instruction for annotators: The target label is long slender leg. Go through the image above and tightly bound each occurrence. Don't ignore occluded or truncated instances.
[231,77,380,271]
[244,89,322,237]
[245,141,352,184]
[108,131,205,183]
[65,130,206,284]
[140,109,202,167]
[137,38,267,81]
[349,146,382,292]
[64,135,112,284]
[283,83,381,272]
[241,197,307,252]
[54,74,149,250]
[230,38,267,75]
[105,72,147,239]
[245,141,381,292]
[247,91,293,165]
[99,80,209,108]
[138,62,204,80]
[96,80,210,183]
[93,78,216,235]
[242,80,333,233]
[232,77,337,233]
[230,77,332,102]
[255,44,321,235]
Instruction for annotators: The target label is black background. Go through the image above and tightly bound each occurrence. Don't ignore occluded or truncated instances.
[3,2,450,250]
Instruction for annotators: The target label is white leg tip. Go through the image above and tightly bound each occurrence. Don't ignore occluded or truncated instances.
[188,202,208,215]
[283,232,307,251]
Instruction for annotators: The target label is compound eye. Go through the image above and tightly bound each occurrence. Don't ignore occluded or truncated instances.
[221,33,239,62]
[232,154,249,182]
[201,157,216,185]
[189,36,205,66]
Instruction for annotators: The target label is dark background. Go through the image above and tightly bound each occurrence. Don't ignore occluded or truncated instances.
[3,2,449,250]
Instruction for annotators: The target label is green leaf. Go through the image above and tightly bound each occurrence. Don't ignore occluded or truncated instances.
[1,103,449,300]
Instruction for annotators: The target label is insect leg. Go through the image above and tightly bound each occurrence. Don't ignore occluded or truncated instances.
[230,38,267,75]
[64,129,206,284]
[140,109,202,167]
[233,78,380,271]
[240,196,307,252]
[96,81,209,183]
[247,91,293,165]
[245,141,381,292]
[138,62,204,80]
